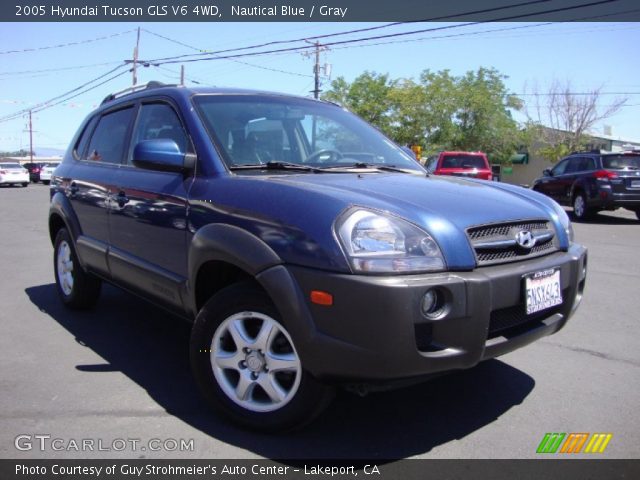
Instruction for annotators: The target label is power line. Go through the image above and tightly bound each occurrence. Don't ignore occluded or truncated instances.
[325,14,639,53]
[0,64,128,123]
[143,0,558,65]
[142,28,314,79]
[0,29,136,55]
[0,61,123,77]
[146,0,622,67]
[517,92,640,95]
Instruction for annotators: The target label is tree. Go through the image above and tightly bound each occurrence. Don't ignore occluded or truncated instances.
[524,80,627,162]
[322,71,396,133]
[322,67,523,162]
[423,67,522,162]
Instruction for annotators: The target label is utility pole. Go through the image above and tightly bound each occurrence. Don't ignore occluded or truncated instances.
[304,40,329,99]
[132,26,140,86]
[28,110,33,162]
[312,41,321,99]
[180,65,185,86]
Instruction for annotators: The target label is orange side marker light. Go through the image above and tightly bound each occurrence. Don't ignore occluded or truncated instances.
[310,290,333,306]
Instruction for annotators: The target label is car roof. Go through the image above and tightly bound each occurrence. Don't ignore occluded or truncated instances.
[99,81,331,110]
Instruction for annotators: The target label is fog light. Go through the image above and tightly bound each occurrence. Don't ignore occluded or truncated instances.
[421,288,447,319]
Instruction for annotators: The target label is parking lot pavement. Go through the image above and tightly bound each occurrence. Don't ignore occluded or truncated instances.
[1,183,639,459]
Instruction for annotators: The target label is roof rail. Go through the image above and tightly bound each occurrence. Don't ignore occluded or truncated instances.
[570,149,602,155]
[100,81,178,105]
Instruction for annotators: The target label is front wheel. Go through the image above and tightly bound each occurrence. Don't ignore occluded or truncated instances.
[190,282,333,431]
[53,228,102,309]
[635,210,640,222]
[572,192,592,221]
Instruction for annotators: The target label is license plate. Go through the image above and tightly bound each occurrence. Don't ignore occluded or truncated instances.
[631,180,640,188]
[525,269,562,315]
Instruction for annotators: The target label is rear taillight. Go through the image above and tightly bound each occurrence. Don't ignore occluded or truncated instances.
[0,170,7,174]
[593,170,618,180]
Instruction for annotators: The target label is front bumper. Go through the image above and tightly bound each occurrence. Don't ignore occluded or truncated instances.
[260,243,587,383]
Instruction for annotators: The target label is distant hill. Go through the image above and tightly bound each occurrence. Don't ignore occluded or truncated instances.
[35,147,66,157]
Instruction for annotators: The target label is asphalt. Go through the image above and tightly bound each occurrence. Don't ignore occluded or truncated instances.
[1,182,638,460]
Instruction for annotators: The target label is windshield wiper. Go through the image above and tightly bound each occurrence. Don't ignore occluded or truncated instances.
[229,161,322,172]
[322,162,426,175]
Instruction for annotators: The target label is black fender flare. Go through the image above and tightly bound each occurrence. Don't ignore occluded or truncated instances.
[49,191,82,243]
[187,224,322,370]
[187,223,282,313]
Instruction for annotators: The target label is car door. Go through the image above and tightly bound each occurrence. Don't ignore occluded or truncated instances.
[108,100,194,312]
[537,158,570,202]
[66,107,134,277]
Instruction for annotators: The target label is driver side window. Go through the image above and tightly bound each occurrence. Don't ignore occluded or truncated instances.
[552,159,570,176]
[129,103,187,165]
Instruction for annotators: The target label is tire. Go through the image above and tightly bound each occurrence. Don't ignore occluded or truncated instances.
[42,180,50,185]
[190,281,334,432]
[572,192,592,221]
[22,182,28,187]
[635,210,640,222]
[53,228,102,309]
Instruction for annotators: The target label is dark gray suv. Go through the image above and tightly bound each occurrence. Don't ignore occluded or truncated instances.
[533,150,640,221]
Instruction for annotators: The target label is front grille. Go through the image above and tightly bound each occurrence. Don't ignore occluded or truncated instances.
[476,241,555,263]
[467,220,558,266]
[468,221,549,240]
[487,287,568,339]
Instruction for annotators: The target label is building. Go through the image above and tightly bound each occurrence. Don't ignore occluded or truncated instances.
[500,130,640,187]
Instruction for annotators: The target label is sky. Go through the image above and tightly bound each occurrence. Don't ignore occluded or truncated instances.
[0,20,639,154]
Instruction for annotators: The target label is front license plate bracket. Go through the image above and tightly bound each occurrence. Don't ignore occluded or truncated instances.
[525,268,562,315]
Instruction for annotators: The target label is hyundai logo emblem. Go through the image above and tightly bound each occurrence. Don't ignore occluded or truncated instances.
[515,230,536,249]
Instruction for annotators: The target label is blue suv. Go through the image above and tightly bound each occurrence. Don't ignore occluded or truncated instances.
[49,82,587,431]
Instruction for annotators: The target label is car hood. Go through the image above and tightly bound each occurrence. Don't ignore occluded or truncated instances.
[271,171,554,219]
[198,171,566,272]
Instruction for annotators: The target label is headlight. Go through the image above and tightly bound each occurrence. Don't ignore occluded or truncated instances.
[550,201,574,243]
[336,209,445,273]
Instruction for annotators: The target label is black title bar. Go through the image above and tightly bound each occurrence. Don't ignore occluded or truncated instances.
[4,0,640,22]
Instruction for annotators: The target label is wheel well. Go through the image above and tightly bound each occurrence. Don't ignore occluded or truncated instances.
[49,214,66,245]
[572,187,585,202]
[195,261,256,311]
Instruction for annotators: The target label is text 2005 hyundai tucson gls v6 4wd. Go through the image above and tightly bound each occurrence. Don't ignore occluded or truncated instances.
[48,82,587,431]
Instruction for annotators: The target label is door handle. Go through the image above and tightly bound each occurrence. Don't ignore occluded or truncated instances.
[68,182,79,197]
[116,191,129,207]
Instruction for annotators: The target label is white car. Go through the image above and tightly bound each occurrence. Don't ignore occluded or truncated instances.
[39,163,58,185]
[0,163,29,187]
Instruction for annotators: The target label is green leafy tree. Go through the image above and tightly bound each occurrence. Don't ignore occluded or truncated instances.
[322,71,396,133]
[322,67,522,162]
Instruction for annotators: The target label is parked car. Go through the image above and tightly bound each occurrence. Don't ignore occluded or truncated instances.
[532,150,640,221]
[49,82,587,431]
[0,162,29,187]
[39,163,58,185]
[426,151,493,180]
[22,162,43,183]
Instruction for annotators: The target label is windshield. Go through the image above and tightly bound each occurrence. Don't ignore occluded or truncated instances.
[441,154,487,169]
[193,95,423,172]
[602,155,640,169]
[0,163,23,169]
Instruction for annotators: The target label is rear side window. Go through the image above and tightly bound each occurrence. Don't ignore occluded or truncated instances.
[84,108,134,164]
[73,116,98,160]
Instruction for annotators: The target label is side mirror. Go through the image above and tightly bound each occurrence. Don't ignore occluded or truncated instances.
[132,139,193,173]
[543,168,553,177]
